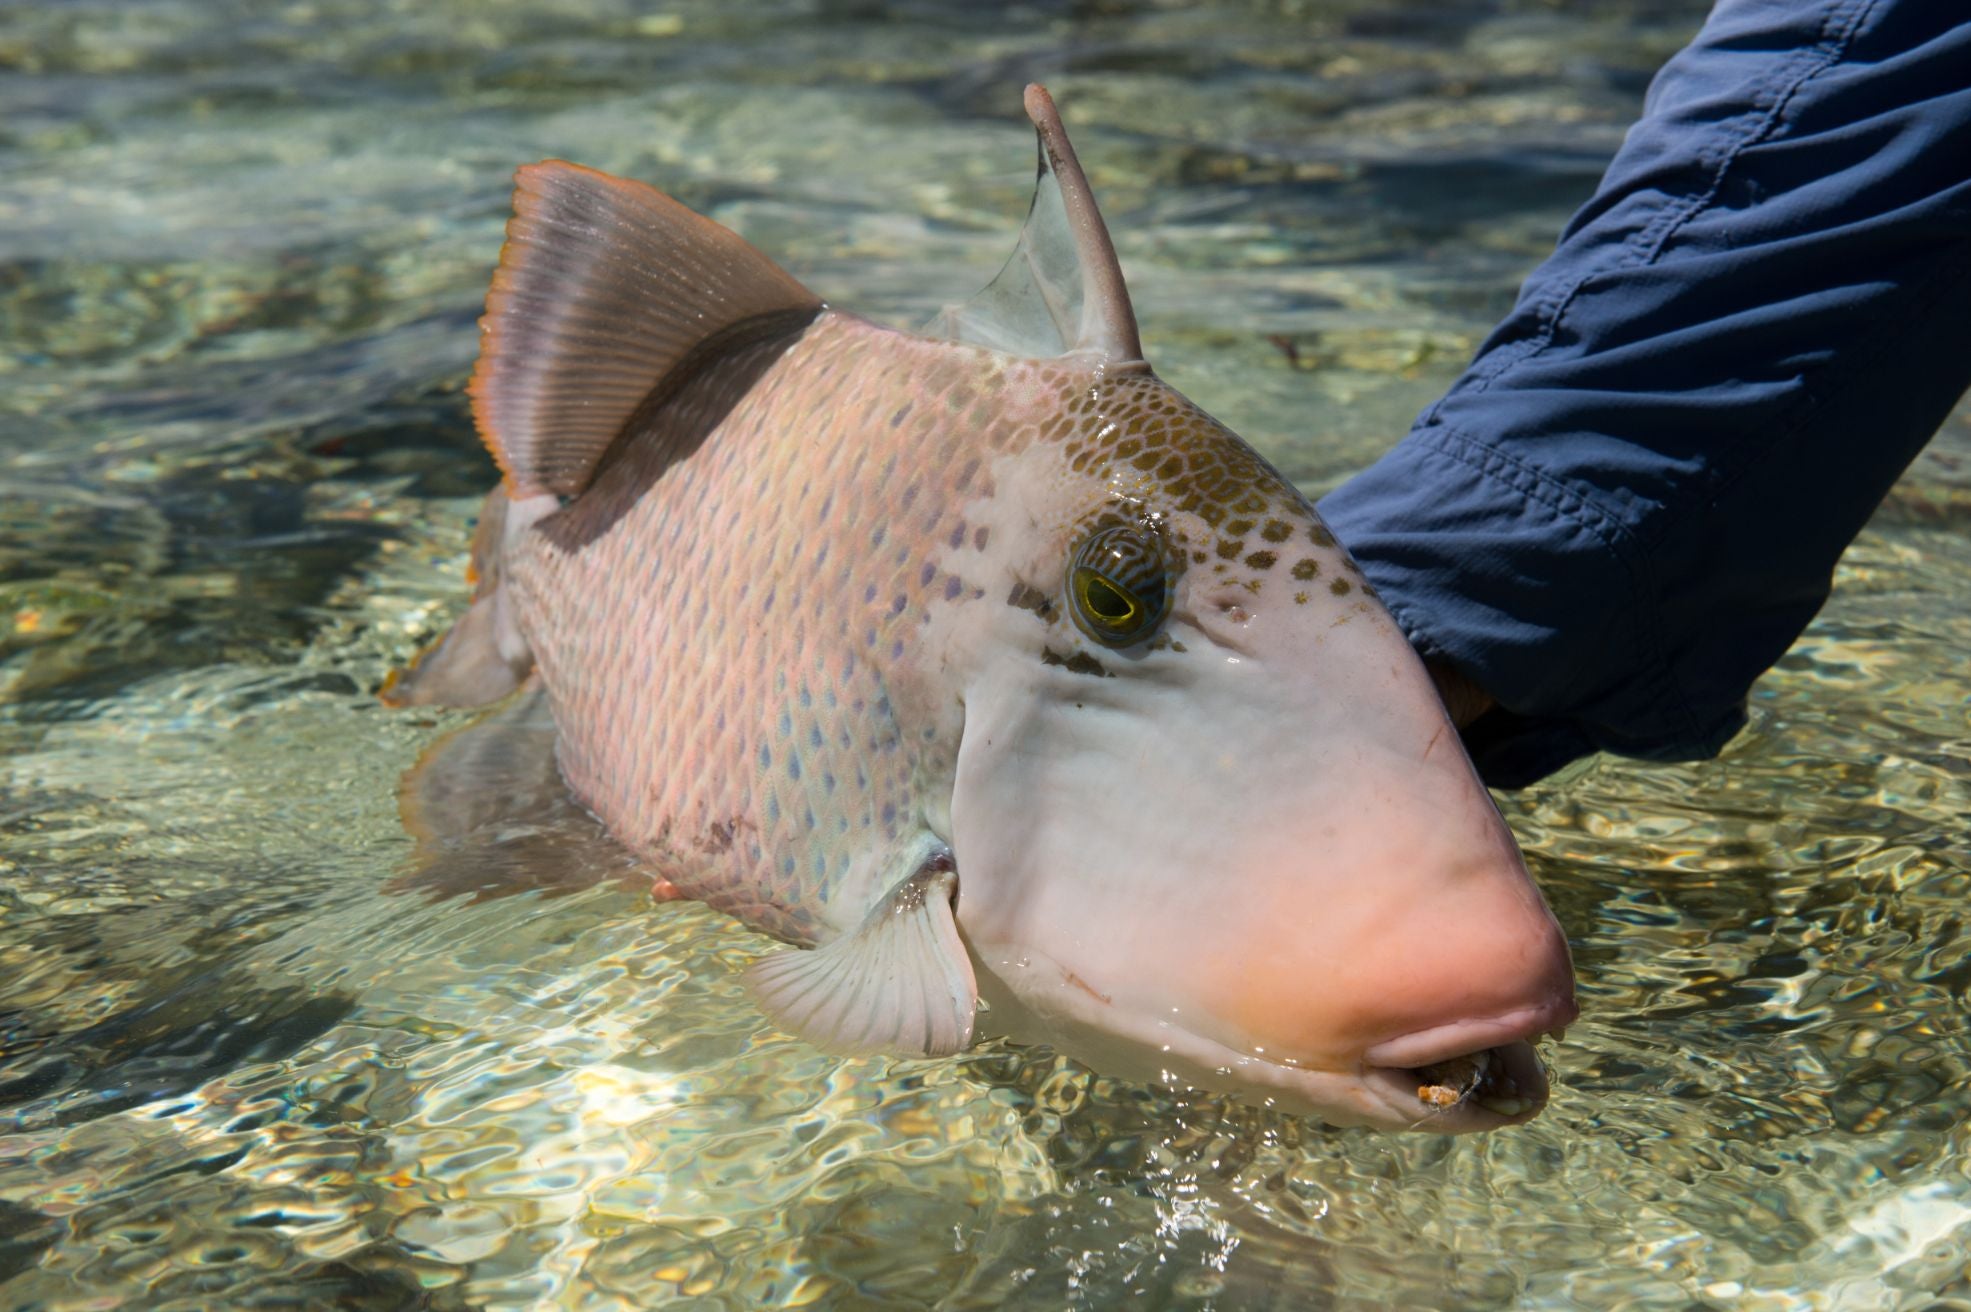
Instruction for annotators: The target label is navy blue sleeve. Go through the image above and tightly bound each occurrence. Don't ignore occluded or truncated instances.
[1318,0,1971,787]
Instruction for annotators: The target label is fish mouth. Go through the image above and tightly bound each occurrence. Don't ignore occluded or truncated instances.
[973,952,1574,1133]
[1360,1039,1551,1127]
[1357,1001,1577,1129]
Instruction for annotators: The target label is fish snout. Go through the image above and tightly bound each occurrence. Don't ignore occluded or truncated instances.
[1347,906,1578,1125]
[1351,868,1577,1065]
[1197,795,1577,1125]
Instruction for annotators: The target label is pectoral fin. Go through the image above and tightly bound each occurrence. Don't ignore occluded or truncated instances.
[744,852,978,1058]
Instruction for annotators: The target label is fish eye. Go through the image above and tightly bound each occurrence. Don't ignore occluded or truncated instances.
[1067,524,1170,646]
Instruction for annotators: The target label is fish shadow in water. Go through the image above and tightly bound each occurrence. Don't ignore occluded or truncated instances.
[392,684,658,905]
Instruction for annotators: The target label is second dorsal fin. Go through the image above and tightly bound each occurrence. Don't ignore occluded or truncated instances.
[931,84,1144,366]
[469,162,824,498]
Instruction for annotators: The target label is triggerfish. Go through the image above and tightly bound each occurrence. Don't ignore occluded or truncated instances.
[386,85,1577,1131]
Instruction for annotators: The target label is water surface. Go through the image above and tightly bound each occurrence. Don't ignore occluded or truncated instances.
[4,2,1971,1308]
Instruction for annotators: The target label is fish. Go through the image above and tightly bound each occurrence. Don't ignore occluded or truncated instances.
[384,85,1578,1132]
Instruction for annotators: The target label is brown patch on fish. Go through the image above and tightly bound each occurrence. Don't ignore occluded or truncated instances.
[698,815,755,855]
[1063,969,1112,1005]
[1007,581,1054,617]
[1042,647,1110,678]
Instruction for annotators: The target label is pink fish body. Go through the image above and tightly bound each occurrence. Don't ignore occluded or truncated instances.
[390,87,1577,1131]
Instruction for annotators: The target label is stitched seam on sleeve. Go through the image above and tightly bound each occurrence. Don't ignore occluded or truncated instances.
[1459,0,1877,399]
[1630,0,1878,268]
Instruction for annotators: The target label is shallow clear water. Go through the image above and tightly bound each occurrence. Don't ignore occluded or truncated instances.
[4,2,1971,1308]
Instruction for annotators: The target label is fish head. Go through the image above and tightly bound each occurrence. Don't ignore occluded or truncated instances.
[938,369,1575,1131]
[921,88,1574,1131]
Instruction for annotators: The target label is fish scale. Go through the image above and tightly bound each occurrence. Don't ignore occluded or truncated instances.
[512,319,1045,942]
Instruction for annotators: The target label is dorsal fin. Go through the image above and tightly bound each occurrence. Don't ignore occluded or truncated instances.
[469,162,824,498]
[931,84,1144,367]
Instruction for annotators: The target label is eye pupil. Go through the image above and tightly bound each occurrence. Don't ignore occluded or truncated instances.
[1066,524,1172,646]
[1082,574,1137,623]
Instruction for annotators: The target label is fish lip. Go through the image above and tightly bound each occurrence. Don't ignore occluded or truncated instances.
[973,950,1566,1133]
[1360,997,1579,1071]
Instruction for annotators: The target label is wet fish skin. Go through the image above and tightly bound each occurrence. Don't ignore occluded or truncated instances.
[390,85,1578,1131]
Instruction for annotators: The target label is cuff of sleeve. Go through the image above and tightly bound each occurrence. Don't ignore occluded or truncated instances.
[1317,423,1739,787]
